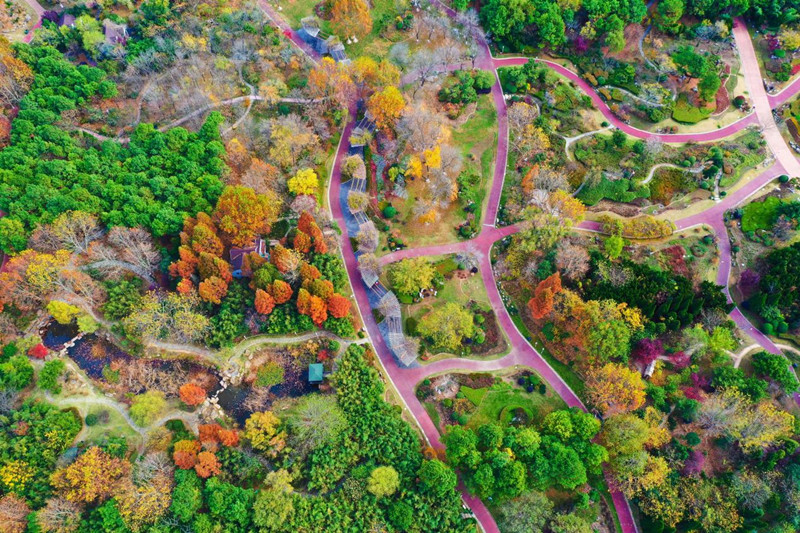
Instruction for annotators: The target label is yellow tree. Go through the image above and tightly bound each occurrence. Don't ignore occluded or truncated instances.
[307,57,356,104]
[350,57,401,96]
[288,168,319,196]
[213,185,282,246]
[367,86,406,132]
[244,412,286,457]
[585,363,646,416]
[51,447,131,504]
[330,0,372,39]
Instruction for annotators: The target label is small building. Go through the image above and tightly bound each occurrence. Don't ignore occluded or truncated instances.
[59,13,76,28]
[102,19,128,45]
[308,363,324,384]
[230,237,268,278]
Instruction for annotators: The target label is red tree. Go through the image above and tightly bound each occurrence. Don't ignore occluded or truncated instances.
[294,231,311,253]
[298,211,315,234]
[309,296,328,326]
[269,280,293,304]
[255,289,276,315]
[28,343,48,359]
[300,262,322,282]
[527,272,562,319]
[179,383,207,406]
[194,451,221,479]
[632,339,662,366]
[327,294,351,318]
[173,440,200,469]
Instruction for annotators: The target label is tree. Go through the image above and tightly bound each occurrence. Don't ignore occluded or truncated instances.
[0,218,27,255]
[752,351,798,391]
[194,451,221,479]
[528,272,562,319]
[632,338,662,366]
[37,497,81,533]
[389,257,436,295]
[585,363,646,416]
[38,359,66,394]
[550,513,593,533]
[367,86,406,132]
[254,289,276,315]
[46,301,82,325]
[253,471,295,531]
[244,411,286,455]
[286,394,346,455]
[288,168,319,196]
[496,491,554,533]
[269,280,293,304]
[326,293,351,318]
[123,291,210,344]
[0,494,29,533]
[50,447,131,505]
[418,459,457,498]
[179,383,207,406]
[330,0,373,39]
[367,466,400,498]
[173,440,200,470]
[656,0,685,31]
[213,185,282,246]
[555,242,589,281]
[293,230,312,253]
[309,295,328,326]
[417,302,476,352]
[130,391,167,426]
[51,211,103,254]
[198,276,229,304]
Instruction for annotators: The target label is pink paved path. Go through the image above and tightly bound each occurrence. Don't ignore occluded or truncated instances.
[493,57,760,143]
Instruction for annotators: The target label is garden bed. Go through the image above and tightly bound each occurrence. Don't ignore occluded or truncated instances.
[416,369,566,432]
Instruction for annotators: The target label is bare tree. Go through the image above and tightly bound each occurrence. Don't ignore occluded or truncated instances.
[356,222,379,253]
[87,227,160,283]
[133,452,173,486]
[51,211,103,255]
[408,50,441,98]
[645,137,664,158]
[455,251,479,271]
[358,253,382,281]
[508,102,539,141]
[398,106,444,153]
[555,242,590,281]
[27,225,63,253]
[37,498,81,533]
[532,167,569,193]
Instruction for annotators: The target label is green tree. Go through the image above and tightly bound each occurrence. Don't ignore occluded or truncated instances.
[0,218,27,254]
[418,459,457,498]
[389,257,436,295]
[38,359,65,394]
[416,302,476,352]
[170,469,203,523]
[496,491,554,533]
[129,391,166,426]
[0,355,34,390]
[604,234,624,259]
[367,466,400,498]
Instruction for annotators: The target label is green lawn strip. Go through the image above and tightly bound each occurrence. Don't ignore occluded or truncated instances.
[461,385,488,406]
[589,475,624,533]
[508,313,586,397]
[672,94,713,123]
[423,401,441,430]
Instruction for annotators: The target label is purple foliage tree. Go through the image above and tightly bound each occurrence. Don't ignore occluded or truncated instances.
[738,269,761,298]
[683,450,705,476]
[632,338,663,366]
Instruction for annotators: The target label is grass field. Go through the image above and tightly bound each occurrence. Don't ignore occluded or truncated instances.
[465,379,566,429]
[741,196,783,231]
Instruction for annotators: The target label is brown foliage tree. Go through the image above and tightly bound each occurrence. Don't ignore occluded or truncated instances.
[213,186,282,247]
[198,276,228,304]
[194,452,221,479]
[269,280,293,304]
[0,494,29,533]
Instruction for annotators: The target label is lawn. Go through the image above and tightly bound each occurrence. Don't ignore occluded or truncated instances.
[742,196,783,231]
[672,94,713,124]
[465,379,566,429]
[577,175,651,205]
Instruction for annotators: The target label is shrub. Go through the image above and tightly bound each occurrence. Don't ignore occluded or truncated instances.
[255,362,285,388]
[383,205,397,218]
[85,413,99,426]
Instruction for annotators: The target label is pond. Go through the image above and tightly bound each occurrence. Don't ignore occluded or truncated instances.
[216,361,320,426]
[43,322,79,350]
